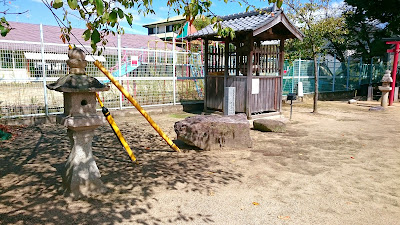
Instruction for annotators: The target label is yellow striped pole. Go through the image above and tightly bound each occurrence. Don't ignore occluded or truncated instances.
[96,94,137,162]
[94,60,181,153]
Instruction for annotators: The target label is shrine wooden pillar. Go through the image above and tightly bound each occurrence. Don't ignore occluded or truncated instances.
[245,33,254,118]
[278,39,285,112]
[204,38,209,111]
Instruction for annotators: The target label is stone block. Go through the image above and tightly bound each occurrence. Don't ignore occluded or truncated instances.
[174,114,252,150]
[369,106,385,111]
[348,99,357,104]
[253,119,286,133]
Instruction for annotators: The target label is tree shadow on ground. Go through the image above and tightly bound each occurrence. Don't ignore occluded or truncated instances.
[0,122,243,224]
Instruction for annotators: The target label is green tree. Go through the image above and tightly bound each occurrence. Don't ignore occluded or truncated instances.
[344,0,400,35]
[343,3,390,61]
[285,0,347,113]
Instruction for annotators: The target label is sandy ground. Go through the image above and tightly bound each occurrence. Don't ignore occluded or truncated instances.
[0,100,400,225]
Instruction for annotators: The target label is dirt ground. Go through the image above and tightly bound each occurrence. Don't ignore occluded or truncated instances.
[0,100,399,224]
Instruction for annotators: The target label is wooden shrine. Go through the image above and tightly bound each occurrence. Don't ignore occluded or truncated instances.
[186,7,303,118]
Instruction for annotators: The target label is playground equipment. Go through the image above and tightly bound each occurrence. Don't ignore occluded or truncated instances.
[111,55,141,77]
[103,53,141,85]
[189,53,204,98]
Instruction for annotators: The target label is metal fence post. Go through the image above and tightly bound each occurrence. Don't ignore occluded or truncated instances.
[346,56,350,90]
[118,34,123,109]
[298,58,301,84]
[369,58,373,84]
[291,65,294,93]
[173,37,177,105]
[317,55,320,92]
[40,24,49,115]
[332,54,336,92]
[358,57,362,86]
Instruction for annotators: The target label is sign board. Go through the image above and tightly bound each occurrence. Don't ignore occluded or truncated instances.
[252,78,260,95]
[297,82,304,97]
[224,87,236,115]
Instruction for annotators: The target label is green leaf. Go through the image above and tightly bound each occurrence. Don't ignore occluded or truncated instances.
[126,14,133,26]
[91,29,100,44]
[277,0,283,8]
[95,0,104,16]
[82,29,91,41]
[0,25,9,37]
[67,0,78,10]
[53,0,63,9]
[79,9,85,19]
[117,8,124,19]
[109,11,118,23]
[91,43,97,53]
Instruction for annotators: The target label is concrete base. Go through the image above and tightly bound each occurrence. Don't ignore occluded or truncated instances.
[63,128,107,198]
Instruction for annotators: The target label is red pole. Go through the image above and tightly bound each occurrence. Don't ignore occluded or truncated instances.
[389,42,399,105]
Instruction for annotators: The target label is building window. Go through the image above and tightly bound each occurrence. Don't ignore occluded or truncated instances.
[166,25,173,32]
[148,28,154,35]
[1,51,13,69]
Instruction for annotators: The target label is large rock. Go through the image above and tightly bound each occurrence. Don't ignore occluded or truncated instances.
[174,114,252,150]
[253,119,286,133]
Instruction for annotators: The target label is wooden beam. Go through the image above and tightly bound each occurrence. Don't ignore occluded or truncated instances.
[204,38,209,112]
[280,13,304,41]
[253,13,282,36]
[253,12,304,41]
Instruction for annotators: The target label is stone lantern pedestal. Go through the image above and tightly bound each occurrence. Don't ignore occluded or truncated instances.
[379,70,393,108]
[47,48,109,198]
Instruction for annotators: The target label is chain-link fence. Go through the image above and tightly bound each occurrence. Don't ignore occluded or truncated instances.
[282,56,389,95]
[0,39,204,118]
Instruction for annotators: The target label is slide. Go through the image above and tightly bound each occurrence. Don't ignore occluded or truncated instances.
[103,56,140,83]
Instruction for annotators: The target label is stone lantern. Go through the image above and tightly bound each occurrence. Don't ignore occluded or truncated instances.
[47,47,109,198]
[379,70,393,108]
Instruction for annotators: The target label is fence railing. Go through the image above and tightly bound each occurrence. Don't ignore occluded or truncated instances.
[0,39,204,118]
[282,56,388,95]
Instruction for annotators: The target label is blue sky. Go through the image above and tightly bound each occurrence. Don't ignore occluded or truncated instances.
[3,0,342,35]
[3,0,277,35]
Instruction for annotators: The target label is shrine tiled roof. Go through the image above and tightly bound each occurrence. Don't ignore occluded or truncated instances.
[186,7,303,40]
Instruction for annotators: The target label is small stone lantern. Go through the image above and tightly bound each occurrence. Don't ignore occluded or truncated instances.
[47,48,109,198]
[378,70,393,108]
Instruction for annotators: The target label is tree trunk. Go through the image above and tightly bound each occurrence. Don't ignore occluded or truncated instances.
[313,54,318,113]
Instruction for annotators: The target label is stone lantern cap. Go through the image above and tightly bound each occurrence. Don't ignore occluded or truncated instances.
[381,70,393,83]
[46,74,109,92]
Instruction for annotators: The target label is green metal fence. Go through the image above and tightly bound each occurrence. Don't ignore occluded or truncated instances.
[282,56,389,95]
